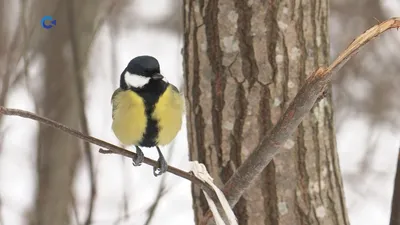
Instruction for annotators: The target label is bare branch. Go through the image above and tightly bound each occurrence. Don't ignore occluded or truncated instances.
[67,2,99,224]
[0,106,218,202]
[80,0,121,68]
[144,141,176,225]
[143,179,168,225]
[201,17,400,224]
[110,155,132,225]
[70,194,80,225]
[121,156,130,224]
[0,71,11,124]
[390,146,400,225]
[66,2,127,224]
[224,16,400,206]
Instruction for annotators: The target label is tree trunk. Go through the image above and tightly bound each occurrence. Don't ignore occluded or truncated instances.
[32,3,82,225]
[183,0,350,224]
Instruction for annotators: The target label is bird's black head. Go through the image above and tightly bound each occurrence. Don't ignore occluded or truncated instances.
[120,55,165,90]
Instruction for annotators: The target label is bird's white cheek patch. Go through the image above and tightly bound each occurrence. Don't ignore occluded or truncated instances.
[125,72,151,88]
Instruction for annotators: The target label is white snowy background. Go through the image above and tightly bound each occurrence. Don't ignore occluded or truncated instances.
[1,0,399,224]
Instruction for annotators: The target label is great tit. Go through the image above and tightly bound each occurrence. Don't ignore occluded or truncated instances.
[111,55,183,176]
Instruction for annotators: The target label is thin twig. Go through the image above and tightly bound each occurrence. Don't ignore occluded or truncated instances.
[389,145,400,225]
[121,155,130,224]
[143,179,168,225]
[110,154,131,225]
[201,17,400,225]
[0,23,16,124]
[143,140,176,225]
[67,2,124,224]
[67,1,99,224]
[82,0,121,67]
[70,194,80,225]
[0,106,218,202]
[20,0,34,106]
[0,71,11,124]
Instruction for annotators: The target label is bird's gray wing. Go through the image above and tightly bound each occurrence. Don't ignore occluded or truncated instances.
[111,88,123,119]
[169,83,180,94]
[168,83,186,113]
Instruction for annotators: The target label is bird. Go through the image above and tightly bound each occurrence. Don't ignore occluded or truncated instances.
[111,55,183,176]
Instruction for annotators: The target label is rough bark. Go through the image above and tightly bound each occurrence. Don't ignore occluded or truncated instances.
[183,0,350,224]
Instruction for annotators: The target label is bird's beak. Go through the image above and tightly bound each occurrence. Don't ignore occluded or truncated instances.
[152,73,164,80]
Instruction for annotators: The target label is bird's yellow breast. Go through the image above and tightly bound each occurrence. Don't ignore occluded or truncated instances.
[111,86,183,147]
[111,89,147,145]
[152,86,183,145]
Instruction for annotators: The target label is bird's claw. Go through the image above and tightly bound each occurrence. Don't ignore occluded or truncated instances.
[153,157,168,177]
[153,146,168,177]
[132,146,144,166]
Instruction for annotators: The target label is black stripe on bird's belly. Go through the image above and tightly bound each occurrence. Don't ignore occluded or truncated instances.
[139,101,158,147]
[133,80,167,147]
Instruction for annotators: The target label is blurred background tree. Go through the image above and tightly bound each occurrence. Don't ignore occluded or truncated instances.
[29,1,113,225]
[0,0,399,225]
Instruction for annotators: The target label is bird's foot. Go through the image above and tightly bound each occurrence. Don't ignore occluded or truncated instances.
[132,146,144,166]
[153,157,168,177]
[153,146,168,177]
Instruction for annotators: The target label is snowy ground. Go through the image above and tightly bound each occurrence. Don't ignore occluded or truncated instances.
[1,0,399,224]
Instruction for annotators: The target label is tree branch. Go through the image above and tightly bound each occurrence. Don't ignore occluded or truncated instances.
[225,16,400,206]
[0,106,218,204]
[67,1,103,223]
[201,17,400,225]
